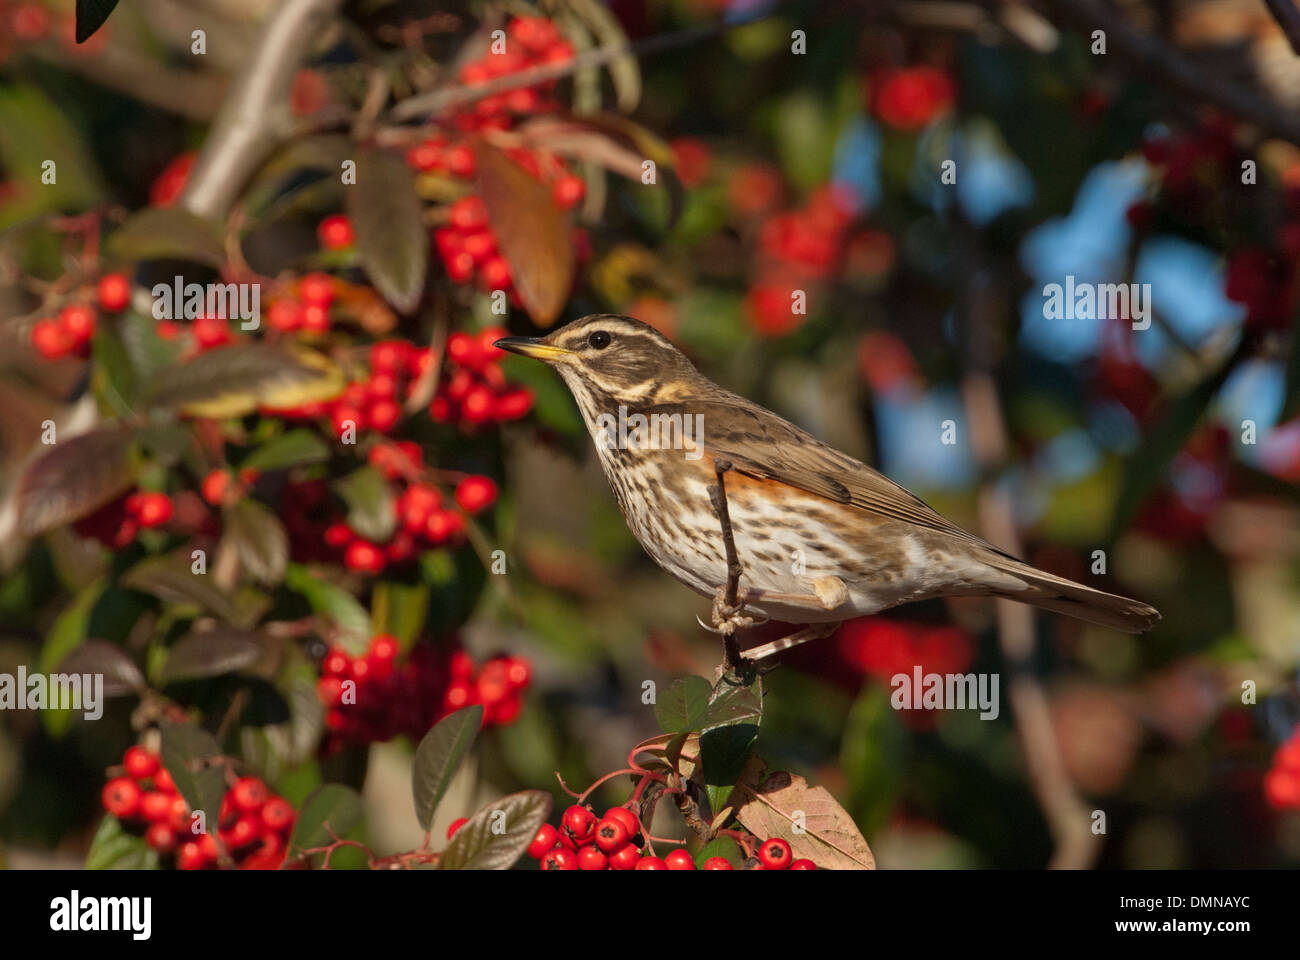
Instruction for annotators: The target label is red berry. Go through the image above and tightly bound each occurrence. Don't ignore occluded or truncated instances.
[192,315,232,349]
[446,816,469,840]
[152,767,177,793]
[344,539,386,574]
[261,797,295,833]
[561,805,596,843]
[58,305,96,343]
[446,145,476,178]
[225,815,261,849]
[552,174,585,210]
[635,856,668,870]
[168,795,191,833]
[449,196,488,230]
[301,303,330,333]
[140,790,173,823]
[454,475,497,514]
[177,840,208,870]
[133,492,173,528]
[101,777,142,819]
[201,469,232,506]
[122,745,159,779]
[11,4,51,41]
[268,298,304,332]
[424,509,465,543]
[540,847,578,870]
[368,398,401,433]
[231,777,270,813]
[145,822,177,854]
[757,837,792,870]
[298,272,335,307]
[96,274,130,312]
[593,817,630,853]
[316,676,344,706]
[479,255,512,291]
[607,842,640,870]
[31,318,72,359]
[322,647,350,676]
[370,634,399,661]
[527,824,558,859]
[317,214,355,250]
[577,845,608,870]
[665,848,696,870]
[603,806,640,838]
[702,856,734,870]
[789,858,817,870]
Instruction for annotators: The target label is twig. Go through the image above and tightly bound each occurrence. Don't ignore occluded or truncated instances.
[1263,0,1300,56]
[1048,0,1300,146]
[181,0,347,223]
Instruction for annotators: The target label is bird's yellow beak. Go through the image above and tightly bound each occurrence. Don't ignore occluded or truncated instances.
[494,336,573,362]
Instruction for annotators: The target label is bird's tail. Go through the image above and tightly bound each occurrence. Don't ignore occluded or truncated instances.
[983,555,1161,634]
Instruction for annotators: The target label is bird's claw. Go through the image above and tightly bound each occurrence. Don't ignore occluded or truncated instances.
[709,588,755,637]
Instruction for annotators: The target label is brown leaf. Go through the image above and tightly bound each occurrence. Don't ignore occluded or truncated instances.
[731,756,876,870]
[16,424,137,536]
[475,140,574,327]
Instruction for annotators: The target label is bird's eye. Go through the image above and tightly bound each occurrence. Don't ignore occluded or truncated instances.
[587,331,612,350]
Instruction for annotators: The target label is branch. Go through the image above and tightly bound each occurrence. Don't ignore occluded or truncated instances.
[1263,0,1300,56]
[180,0,345,223]
[1047,0,1300,146]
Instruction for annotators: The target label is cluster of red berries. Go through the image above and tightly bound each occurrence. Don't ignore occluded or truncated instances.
[430,326,534,428]
[264,273,340,340]
[73,490,174,548]
[527,805,817,870]
[869,65,956,132]
[1264,731,1300,811]
[100,746,295,869]
[746,185,855,336]
[28,273,131,360]
[315,636,531,749]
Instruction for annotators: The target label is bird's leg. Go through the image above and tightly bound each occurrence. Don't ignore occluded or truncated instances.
[707,458,750,668]
[739,622,838,663]
[743,575,850,613]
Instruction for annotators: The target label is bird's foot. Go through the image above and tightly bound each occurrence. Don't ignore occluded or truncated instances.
[705,586,757,637]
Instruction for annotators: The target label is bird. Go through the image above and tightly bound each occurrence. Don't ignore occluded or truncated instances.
[495,315,1160,660]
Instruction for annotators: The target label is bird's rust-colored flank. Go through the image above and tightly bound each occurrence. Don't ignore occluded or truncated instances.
[496,315,1161,636]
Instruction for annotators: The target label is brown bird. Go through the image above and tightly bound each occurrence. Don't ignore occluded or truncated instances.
[497,316,1159,660]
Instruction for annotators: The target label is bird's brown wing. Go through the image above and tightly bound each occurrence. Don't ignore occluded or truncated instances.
[689,396,1016,558]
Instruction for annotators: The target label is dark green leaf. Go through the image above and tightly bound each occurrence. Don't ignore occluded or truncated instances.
[121,554,242,624]
[335,465,396,543]
[16,425,136,536]
[412,705,483,831]
[240,428,330,473]
[76,0,120,43]
[694,834,743,869]
[108,207,225,266]
[162,629,266,683]
[223,498,289,585]
[701,724,758,814]
[145,343,343,417]
[289,784,364,859]
[159,723,227,823]
[120,310,184,381]
[349,148,428,313]
[704,675,763,729]
[285,563,370,655]
[654,675,712,733]
[86,815,160,870]
[58,639,145,696]
[437,790,551,870]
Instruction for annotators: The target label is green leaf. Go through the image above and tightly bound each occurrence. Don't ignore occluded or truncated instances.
[701,724,758,814]
[162,629,266,683]
[145,343,344,418]
[694,834,743,869]
[704,675,763,729]
[654,675,712,733]
[335,465,396,543]
[285,563,370,655]
[15,425,136,536]
[240,429,330,473]
[76,0,120,43]
[121,553,242,625]
[0,85,104,230]
[58,639,146,696]
[223,498,289,585]
[108,207,225,266]
[120,310,184,382]
[38,580,106,738]
[412,705,484,831]
[159,723,227,823]
[371,581,429,647]
[289,784,364,859]
[437,790,552,870]
[87,815,160,870]
[349,148,428,313]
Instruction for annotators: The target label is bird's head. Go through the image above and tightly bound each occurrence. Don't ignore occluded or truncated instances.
[495,315,701,416]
